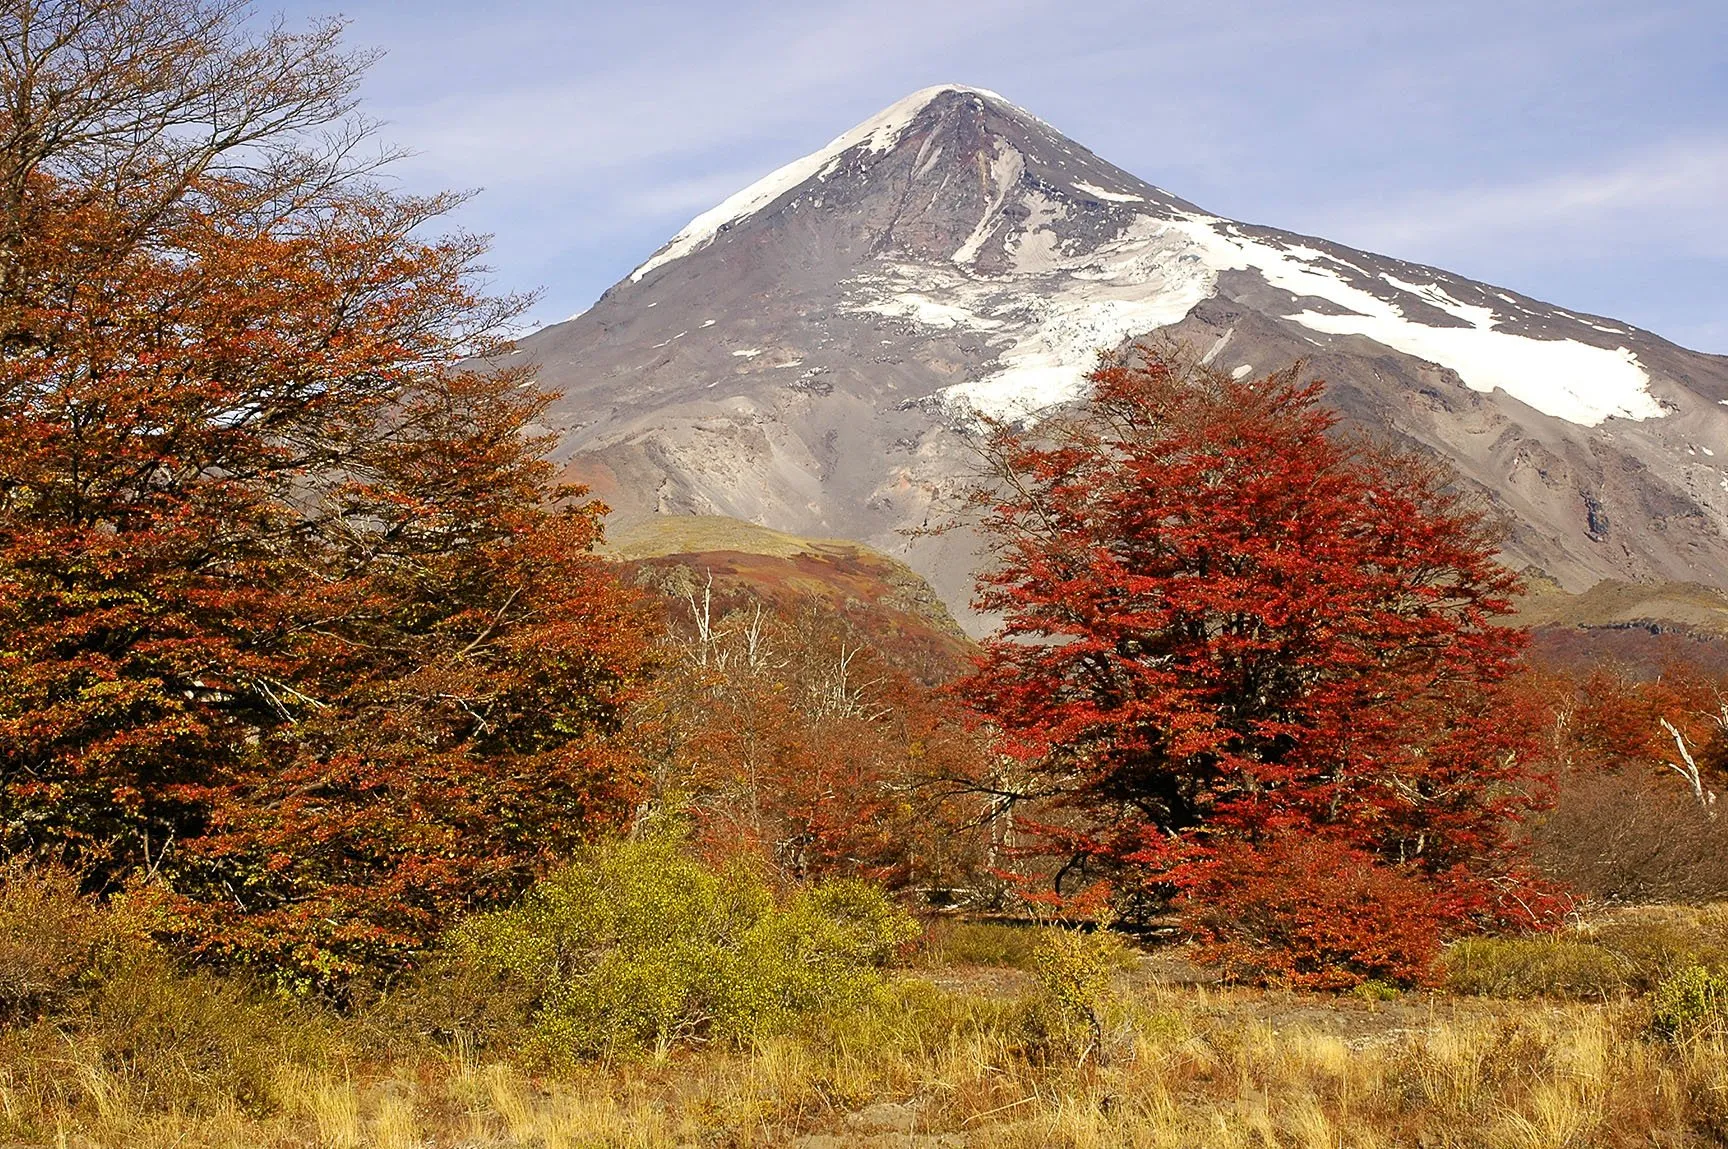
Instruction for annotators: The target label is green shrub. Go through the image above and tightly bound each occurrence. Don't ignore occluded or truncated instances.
[1352,979,1401,1002]
[1650,964,1728,1041]
[921,920,1140,972]
[1442,907,1728,1002]
[1019,928,1120,1064]
[446,832,918,1061]
[921,921,1045,969]
[1444,935,1632,1001]
[1588,908,1728,992]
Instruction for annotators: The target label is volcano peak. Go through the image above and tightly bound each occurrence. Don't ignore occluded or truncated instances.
[531,87,1728,629]
[627,84,1021,285]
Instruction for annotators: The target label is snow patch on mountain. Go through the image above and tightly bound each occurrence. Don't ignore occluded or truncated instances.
[1168,219,1663,426]
[630,85,1009,285]
[853,286,1003,330]
[625,84,1663,425]
[847,210,1219,418]
[1073,181,1144,203]
[1006,192,1069,274]
[844,172,1664,426]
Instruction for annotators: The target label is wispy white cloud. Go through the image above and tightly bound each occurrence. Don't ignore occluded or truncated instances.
[1314,137,1728,261]
[274,0,1728,350]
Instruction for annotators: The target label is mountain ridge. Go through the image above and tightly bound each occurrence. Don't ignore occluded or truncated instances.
[523,84,1728,632]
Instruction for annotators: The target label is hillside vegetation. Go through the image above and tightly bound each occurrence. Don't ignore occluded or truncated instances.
[612,514,976,683]
[1512,576,1728,636]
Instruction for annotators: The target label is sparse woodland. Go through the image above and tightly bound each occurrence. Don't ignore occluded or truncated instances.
[1,2,1727,1145]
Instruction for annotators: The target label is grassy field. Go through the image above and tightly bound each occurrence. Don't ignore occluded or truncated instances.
[5,912,1728,1148]
[1508,575,1728,636]
[598,515,873,563]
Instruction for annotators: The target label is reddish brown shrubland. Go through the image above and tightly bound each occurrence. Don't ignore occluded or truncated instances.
[1178,837,1447,989]
[634,591,997,897]
[1524,655,1728,901]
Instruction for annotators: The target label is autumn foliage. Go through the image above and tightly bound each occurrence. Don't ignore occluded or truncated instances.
[1179,837,1448,989]
[960,347,1557,980]
[0,1,652,995]
[1523,651,1728,902]
[3,0,1698,1004]
[634,581,993,895]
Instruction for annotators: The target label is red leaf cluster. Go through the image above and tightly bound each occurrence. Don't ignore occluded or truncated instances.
[1177,836,1447,989]
[960,347,1555,974]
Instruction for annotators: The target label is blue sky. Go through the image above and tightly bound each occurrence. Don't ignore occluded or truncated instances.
[279,1,1727,351]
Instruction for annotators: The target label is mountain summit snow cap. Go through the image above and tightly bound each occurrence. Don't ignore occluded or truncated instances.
[629,85,1032,284]
[617,82,1662,429]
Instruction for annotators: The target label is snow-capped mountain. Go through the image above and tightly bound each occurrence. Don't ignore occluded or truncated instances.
[519,85,1728,630]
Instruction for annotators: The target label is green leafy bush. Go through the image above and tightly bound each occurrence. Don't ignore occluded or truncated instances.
[1650,964,1728,1041]
[919,920,1137,972]
[1587,908,1728,992]
[1352,979,1401,1002]
[446,832,918,1060]
[1443,907,1728,1002]
[1017,928,1122,1065]
[920,921,1045,969]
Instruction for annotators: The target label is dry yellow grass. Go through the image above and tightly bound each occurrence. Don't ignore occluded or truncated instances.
[599,514,868,562]
[5,892,1726,1148]
[6,967,1728,1148]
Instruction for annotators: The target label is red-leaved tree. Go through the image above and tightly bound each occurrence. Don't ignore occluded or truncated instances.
[0,2,655,996]
[960,346,1557,981]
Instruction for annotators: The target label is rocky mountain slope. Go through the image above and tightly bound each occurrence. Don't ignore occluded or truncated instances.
[521,85,1728,632]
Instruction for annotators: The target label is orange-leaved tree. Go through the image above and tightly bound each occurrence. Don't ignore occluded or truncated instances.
[0,0,653,996]
[960,346,1557,985]
[151,356,655,996]
[638,588,991,892]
